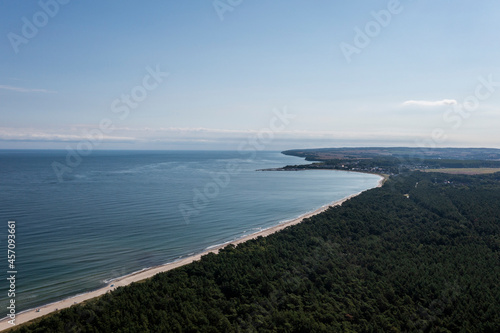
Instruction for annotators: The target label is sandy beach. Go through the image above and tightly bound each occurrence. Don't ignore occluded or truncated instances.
[0,175,384,331]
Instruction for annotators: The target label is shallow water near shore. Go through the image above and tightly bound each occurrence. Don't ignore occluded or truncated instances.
[0,150,381,313]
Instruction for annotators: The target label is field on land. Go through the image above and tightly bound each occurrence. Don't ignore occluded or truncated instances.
[424,168,500,175]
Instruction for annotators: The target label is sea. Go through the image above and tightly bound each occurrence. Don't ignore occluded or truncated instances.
[0,150,381,313]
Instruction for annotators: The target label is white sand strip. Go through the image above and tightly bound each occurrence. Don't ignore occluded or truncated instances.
[0,176,384,331]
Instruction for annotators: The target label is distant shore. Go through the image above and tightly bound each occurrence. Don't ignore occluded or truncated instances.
[0,174,385,332]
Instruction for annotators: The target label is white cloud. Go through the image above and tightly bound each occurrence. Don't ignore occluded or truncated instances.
[402,99,457,107]
[0,126,419,144]
[0,127,134,142]
[0,85,56,93]
[1,125,498,150]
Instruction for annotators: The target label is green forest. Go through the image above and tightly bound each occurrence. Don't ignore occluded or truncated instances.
[11,172,500,332]
[278,156,500,175]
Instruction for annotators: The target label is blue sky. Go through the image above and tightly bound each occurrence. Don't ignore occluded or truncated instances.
[1,0,499,150]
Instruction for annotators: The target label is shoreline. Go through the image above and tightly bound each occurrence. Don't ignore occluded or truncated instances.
[0,174,385,331]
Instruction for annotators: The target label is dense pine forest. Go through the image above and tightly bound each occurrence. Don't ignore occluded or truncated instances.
[11,172,500,332]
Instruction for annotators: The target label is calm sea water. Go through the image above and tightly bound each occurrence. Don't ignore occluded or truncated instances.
[0,150,380,312]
